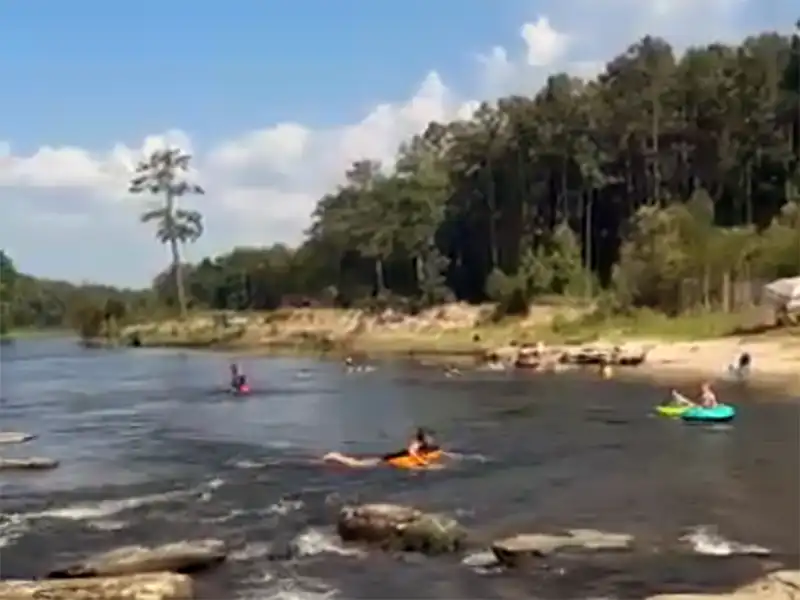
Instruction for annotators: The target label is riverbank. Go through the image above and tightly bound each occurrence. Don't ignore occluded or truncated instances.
[121,304,800,393]
[0,327,71,342]
[618,337,800,396]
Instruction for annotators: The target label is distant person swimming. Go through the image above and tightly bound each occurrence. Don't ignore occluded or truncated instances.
[728,351,751,379]
[229,363,249,393]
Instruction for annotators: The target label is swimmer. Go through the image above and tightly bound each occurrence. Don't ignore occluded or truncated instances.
[322,428,440,468]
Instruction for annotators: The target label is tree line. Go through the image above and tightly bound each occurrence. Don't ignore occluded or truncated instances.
[3,21,799,339]
[0,250,157,339]
[149,22,800,320]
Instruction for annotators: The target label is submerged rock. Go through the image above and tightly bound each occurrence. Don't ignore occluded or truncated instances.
[646,570,800,599]
[0,431,35,445]
[0,572,193,600]
[491,529,633,567]
[48,539,227,578]
[337,503,466,554]
[0,456,58,470]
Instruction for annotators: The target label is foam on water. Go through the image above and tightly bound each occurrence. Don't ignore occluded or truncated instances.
[683,525,771,556]
[0,477,225,546]
[240,575,339,600]
[291,527,364,558]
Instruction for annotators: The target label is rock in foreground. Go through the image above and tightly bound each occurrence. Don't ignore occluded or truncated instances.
[0,456,59,470]
[0,431,35,445]
[338,503,466,554]
[48,539,227,578]
[492,529,633,567]
[0,572,193,600]
[647,570,800,599]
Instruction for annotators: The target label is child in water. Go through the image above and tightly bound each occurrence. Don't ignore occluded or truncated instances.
[668,381,718,407]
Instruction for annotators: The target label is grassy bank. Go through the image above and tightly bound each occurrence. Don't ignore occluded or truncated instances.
[0,327,72,341]
[120,303,788,357]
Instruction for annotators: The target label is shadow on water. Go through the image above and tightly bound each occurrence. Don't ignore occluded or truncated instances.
[0,338,798,598]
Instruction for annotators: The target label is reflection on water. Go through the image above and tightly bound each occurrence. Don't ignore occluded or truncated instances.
[1,338,798,598]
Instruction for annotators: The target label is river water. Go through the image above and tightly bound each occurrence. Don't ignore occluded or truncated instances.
[0,338,797,599]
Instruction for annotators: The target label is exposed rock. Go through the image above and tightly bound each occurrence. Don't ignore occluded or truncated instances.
[48,539,227,578]
[0,456,59,470]
[491,529,633,567]
[646,570,800,599]
[0,572,193,600]
[337,503,466,554]
[483,346,517,364]
[514,344,544,368]
[559,346,647,367]
[0,431,35,445]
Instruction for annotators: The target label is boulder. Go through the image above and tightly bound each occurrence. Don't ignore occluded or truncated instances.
[646,570,800,599]
[558,345,647,367]
[48,539,227,578]
[337,503,466,554]
[491,528,633,567]
[0,572,193,600]
[0,456,59,470]
[0,432,35,445]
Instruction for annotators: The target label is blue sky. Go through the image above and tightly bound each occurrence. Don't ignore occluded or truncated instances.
[0,0,795,287]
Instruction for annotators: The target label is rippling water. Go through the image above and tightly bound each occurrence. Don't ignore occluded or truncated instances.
[1,338,798,599]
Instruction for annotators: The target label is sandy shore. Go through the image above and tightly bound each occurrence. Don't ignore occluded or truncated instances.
[123,306,800,394]
[621,336,800,395]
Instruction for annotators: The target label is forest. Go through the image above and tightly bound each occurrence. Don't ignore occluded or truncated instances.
[2,23,799,338]
[0,250,156,338]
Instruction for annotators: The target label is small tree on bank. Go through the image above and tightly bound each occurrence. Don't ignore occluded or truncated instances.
[129,149,205,320]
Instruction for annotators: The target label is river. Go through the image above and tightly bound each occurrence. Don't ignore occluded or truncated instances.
[0,338,798,599]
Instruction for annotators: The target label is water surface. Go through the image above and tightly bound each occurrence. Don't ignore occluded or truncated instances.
[1,339,797,598]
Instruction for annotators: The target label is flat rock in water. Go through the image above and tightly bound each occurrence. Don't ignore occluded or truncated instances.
[646,570,800,599]
[338,503,466,554]
[0,572,193,600]
[0,456,59,470]
[48,539,227,578]
[0,431,35,445]
[492,529,633,566]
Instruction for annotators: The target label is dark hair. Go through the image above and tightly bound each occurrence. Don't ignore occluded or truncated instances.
[415,427,429,442]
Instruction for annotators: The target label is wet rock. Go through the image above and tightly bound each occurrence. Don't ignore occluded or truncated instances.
[48,539,227,578]
[0,456,59,470]
[491,529,633,567]
[0,572,193,600]
[0,431,35,445]
[337,503,466,554]
[646,569,800,599]
[559,345,647,367]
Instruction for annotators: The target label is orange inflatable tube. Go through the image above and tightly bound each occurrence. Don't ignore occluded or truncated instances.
[384,449,443,469]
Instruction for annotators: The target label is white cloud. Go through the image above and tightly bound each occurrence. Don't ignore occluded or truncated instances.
[0,0,791,285]
[522,17,570,67]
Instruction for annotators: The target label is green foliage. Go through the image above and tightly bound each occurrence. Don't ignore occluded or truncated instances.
[0,250,157,337]
[130,148,205,320]
[13,23,800,331]
[122,23,798,320]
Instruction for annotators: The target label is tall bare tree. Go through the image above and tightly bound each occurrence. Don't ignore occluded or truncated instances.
[129,148,204,319]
